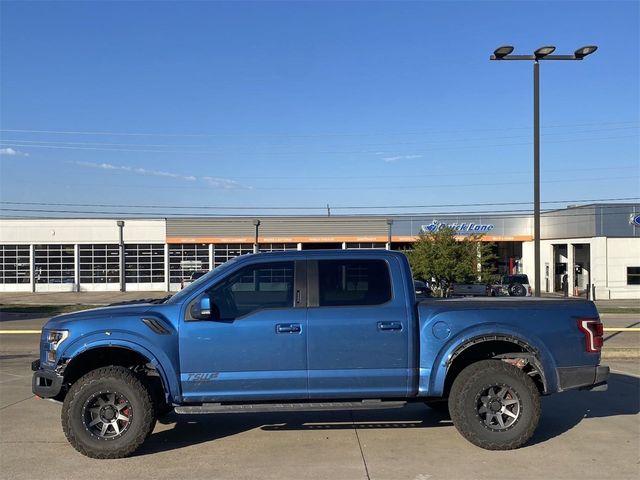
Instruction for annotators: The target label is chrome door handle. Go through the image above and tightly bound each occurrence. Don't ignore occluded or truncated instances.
[276,323,301,334]
[377,321,402,331]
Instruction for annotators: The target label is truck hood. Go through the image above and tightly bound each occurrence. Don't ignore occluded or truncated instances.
[43,304,156,330]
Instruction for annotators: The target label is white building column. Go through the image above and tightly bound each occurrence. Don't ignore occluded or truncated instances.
[164,244,170,292]
[29,244,35,293]
[209,244,214,270]
[567,243,575,297]
[342,242,347,249]
[546,243,554,293]
[74,244,80,292]
[605,237,609,289]
[297,243,302,251]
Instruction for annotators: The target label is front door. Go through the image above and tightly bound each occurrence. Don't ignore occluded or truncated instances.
[306,258,410,398]
[179,260,307,402]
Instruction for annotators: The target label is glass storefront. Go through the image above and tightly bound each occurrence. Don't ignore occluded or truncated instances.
[79,244,120,284]
[124,244,165,283]
[212,243,253,268]
[0,245,30,284]
[345,242,386,249]
[259,243,298,253]
[169,243,210,284]
[34,244,75,284]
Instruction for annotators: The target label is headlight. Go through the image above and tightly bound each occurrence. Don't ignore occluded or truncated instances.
[45,330,68,363]
[46,330,68,351]
[47,330,66,344]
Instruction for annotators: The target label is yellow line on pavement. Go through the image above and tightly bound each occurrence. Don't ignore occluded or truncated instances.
[604,327,640,332]
[0,330,41,334]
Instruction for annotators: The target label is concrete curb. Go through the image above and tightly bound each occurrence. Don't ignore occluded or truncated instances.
[601,349,640,359]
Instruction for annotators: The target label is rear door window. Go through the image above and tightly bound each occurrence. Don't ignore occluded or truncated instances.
[318,259,392,307]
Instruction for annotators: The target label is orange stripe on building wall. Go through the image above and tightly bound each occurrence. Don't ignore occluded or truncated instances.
[166,235,534,244]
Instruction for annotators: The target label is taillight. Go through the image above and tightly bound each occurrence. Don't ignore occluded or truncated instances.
[577,318,604,353]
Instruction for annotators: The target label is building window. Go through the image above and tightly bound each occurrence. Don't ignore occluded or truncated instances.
[0,245,30,284]
[259,243,298,253]
[212,244,253,268]
[34,245,75,284]
[79,244,120,284]
[345,242,386,249]
[627,267,640,285]
[318,259,392,307]
[169,244,210,283]
[125,244,165,283]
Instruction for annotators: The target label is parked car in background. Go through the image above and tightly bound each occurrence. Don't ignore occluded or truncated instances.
[180,270,208,290]
[492,274,532,297]
[450,283,491,297]
[413,280,432,298]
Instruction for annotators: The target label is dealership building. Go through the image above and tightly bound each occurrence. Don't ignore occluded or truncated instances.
[0,203,638,299]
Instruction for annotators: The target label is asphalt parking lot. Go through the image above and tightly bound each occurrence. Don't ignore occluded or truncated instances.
[0,314,639,480]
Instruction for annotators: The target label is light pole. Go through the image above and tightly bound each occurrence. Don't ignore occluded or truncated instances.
[253,219,261,254]
[386,218,393,250]
[490,45,597,297]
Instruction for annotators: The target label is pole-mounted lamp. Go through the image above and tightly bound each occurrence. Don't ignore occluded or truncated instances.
[386,219,393,251]
[253,219,261,254]
[490,45,597,297]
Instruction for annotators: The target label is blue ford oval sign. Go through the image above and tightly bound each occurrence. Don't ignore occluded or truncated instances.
[632,214,640,227]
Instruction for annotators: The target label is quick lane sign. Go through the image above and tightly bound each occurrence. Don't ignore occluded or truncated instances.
[421,219,495,235]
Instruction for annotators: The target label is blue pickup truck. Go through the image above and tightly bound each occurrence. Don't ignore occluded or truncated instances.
[32,250,608,458]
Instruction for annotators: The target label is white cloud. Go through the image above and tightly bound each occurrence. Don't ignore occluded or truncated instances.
[202,176,244,189]
[0,147,29,157]
[74,161,243,189]
[382,154,423,163]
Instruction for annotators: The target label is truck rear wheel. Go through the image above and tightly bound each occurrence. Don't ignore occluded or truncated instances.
[448,360,540,450]
[61,366,156,459]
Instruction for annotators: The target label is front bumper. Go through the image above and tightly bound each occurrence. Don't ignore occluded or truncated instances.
[31,359,64,398]
[557,365,610,392]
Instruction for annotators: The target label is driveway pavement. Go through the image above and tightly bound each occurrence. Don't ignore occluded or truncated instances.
[0,327,638,480]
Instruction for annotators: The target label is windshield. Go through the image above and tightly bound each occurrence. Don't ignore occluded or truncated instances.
[166,257,240,305]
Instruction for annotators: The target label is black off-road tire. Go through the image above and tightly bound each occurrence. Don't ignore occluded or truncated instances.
[448,360,540,450]
[61,366,156,459]
[508,283,526,297]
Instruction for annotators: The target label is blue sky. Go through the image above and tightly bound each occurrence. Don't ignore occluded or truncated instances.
[0,0,638,217]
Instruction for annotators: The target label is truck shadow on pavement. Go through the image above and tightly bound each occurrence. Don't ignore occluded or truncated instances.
[138,372,639,456]
[530,372,640,446]
[139,404,449,456]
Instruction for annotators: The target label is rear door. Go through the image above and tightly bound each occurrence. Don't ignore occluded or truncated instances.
[306,257,410,398]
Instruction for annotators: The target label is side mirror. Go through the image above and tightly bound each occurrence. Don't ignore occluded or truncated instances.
[190,295,211,320]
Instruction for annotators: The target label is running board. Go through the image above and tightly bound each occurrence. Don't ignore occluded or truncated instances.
[175,400,407,415]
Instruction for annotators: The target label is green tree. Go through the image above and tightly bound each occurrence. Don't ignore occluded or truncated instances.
[405,227,498,296]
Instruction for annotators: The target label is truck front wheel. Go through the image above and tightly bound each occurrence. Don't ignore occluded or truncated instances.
[61,366,156,458]
[448,360,540,450]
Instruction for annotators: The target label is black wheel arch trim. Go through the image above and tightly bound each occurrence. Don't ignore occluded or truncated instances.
[446,334,548,393]
[60,345,172,403]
